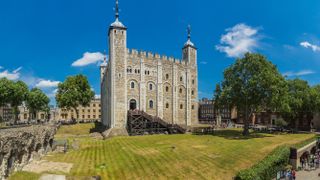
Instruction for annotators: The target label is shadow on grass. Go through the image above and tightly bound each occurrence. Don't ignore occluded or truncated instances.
[193,129,273,140]
[89,121,106,133]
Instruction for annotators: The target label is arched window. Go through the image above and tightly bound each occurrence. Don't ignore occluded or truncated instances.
[191,90,194,95]
[149,100,154,109]
[166,103,169,109]
[166,74,169,80]
[135,69,137,73]
[131,82,135,89]
[166,86,169,92]
[180,104,183,109]
[179,88,182,94]
[180,76,183,81]
[130,69,132,73]
[138,70,140,74]
[192,79,195,84]
[149,84,153,90]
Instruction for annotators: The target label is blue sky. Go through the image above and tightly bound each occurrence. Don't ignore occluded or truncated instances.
[1,0,320,105]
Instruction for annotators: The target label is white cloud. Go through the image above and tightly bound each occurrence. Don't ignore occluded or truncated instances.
[0,67,22,80]
[35,79,60,88]
[300,41,320,52]
[200,61,208,65]
[216,23,260,58]
[72,52,104,67]
[283,70,316,77]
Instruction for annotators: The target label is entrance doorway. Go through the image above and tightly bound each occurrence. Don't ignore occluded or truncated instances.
[130,99,137,110]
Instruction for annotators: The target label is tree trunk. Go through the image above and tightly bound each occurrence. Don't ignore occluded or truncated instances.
[74,107,79,123]
[13,106,19,124]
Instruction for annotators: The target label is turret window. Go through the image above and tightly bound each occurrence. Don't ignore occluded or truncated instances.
[180,77,183,81]
[166,74,169,80]
[149,84,153,90]
[180,104,183,109]
[166,103,169,109]
[192,79,195,84]
[191,90,194,95]
[179,88,183,94]
[166,86,169,92]
[131,82,135,89]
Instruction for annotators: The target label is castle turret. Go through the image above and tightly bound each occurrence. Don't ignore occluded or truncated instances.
[106,0,128,129]
[182,25,197,66]
[100,51,107,82]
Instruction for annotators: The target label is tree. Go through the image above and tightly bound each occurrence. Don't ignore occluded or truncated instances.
[214,83,222,113]
[26,88,50,120]
[10,81,29,122]
[283,79,318,130]
[0,78,14,106]
[220,53,289,135]
[55,74,94,121]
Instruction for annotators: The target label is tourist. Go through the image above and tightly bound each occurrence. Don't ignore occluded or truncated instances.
[286,169,292,180]
[301,158,305,169]
[291,169,296,180]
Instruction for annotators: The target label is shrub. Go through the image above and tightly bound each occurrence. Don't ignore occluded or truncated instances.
[235,146,290,180]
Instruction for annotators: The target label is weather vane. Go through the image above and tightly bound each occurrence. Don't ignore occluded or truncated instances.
[187,24,191,40]
[115,0,119,19]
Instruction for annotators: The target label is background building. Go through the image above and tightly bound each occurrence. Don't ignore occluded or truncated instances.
[0,105,13,122]
[198,98,233,124]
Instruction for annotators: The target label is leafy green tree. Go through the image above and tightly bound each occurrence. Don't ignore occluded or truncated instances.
[274,118,288,128]
[220,53,289,135]
[55,74,94,121]
[283,79,318,130]
[26,88,50,120]
[10,81,29,122]
[0,78,14,106]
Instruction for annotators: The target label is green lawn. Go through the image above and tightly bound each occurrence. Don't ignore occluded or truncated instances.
[10,124,315,180]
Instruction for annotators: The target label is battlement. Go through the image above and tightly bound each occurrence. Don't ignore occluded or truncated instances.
[127,48,182,64]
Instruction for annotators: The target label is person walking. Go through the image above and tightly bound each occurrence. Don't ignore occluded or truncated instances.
[292,169,296,180]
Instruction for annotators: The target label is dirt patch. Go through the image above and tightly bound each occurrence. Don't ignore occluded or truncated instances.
[192,145,208,149]
[23,160,73,174]
[132,148,160,156]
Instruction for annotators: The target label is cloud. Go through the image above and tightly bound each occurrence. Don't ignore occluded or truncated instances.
[300,41,320,52]
[283,70,316,77]
[216,23,260,58]
[47,89,58,98]
[200,61,208,65]
[35,79,60,88]
[0,67,22,80]
[72,52,104,67]
[0,66,3,69]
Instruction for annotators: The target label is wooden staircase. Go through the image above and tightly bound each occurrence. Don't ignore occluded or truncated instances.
[127,110,186,136]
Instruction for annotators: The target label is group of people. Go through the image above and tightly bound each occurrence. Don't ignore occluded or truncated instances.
[285,169,296,180]
[300,150,320,170]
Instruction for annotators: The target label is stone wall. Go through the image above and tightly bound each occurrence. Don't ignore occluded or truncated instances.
[0,125,57,179]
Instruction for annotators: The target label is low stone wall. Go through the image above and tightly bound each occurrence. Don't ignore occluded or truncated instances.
[0,125,57,179]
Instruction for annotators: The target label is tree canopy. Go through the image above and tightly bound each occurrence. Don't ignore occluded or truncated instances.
[55,74,94,120]
[220,53,289,135]
[26,88,50,120]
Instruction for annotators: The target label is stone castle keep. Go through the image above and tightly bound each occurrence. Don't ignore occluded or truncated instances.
[101,0,198,133]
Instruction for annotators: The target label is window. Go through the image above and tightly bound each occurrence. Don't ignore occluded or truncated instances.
[82,109,85,113]
[166,86,169,92]
[149,84,153,90]
[166,103,169,108]
[149,100,154,109]
[93,115,96,118]
[93,109,96,113]
[180,104,183,109]
[135,69,137,73]
[166,74,169,80]
[192,79,195,84]
[131,82,135,88]
[138,70,140,74]
[130,69,132,73]
[180,76,183,81]
[191,90,194,95]
[93,104,96,107]
[82,115,85,118]
[192,105,195,110]
[88,109,90,112]
[179,88,182,94]
[88,115,90,118]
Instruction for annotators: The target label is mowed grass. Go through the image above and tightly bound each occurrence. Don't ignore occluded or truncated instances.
[54,123,95,138]
[9,171,41,180]
[37,124,315,180]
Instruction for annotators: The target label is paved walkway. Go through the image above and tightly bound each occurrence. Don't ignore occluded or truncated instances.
[39,174,66,180]
[296,169,320,180]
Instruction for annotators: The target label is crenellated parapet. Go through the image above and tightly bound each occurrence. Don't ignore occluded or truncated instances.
[127,48,184,65]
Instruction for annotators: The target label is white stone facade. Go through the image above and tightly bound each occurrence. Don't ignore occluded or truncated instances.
[101,13,198,130]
